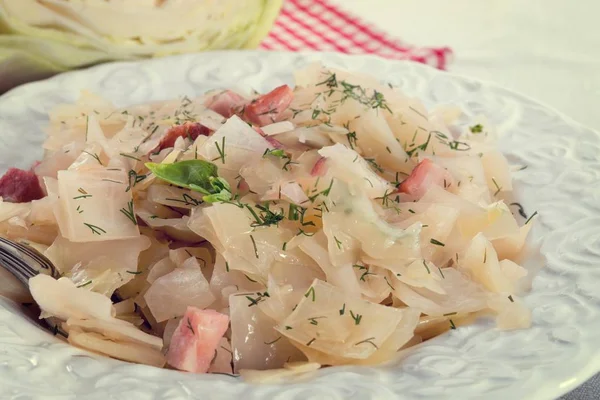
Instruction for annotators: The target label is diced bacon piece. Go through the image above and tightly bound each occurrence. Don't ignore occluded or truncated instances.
[237,178,250,193]
[310,157,328,177]
[397,159,454,200]
[205,90,248,118]
[166,307,229,374]
[244,85,294,126]
[264,136,284,150]
[0,168,45,203]
[253,126,284,149]
[157,122,210,151]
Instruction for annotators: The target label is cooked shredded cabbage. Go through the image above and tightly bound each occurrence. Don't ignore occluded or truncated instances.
[5,63,538,378]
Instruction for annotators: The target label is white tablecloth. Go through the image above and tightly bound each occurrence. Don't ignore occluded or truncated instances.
[332,0,600,398]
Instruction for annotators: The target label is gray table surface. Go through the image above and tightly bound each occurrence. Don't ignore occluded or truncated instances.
[561,374,600,399]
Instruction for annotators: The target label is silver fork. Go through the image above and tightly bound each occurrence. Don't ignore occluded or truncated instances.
[0,237,62,332]
[0,237,60,285]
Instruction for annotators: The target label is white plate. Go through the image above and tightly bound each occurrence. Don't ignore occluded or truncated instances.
[0,51,599,400]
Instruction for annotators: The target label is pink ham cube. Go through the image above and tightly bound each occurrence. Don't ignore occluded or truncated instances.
[166,307,229,373]
[310,157,328,177]
[205,90,248,118]
[397,159,454,200]
[0,167,45,203]
[244,85,294,126]
[156,122,210,151]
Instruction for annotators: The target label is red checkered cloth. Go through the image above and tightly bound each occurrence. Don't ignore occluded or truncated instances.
[260,0,453,70]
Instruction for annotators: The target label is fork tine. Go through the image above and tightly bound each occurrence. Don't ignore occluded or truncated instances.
[0,237,60,286]
[0,237,63,333]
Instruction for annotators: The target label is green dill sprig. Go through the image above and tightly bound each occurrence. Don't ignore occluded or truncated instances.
[349,310,362,325]
[262,148,297,171]
[290,108,304,118]
[321,179,335,196]
[249,235,258,258]
[82,150,103,165]
[343,122,358,149]
[422,260,431,274]
[264,336,282,345]
[438,267,446,279]
[509,202,528,219]
[374,189,394,207]
[73,187,92,200]
[242,291,270,307]
[359,270,376,282]
[408,106,428,121]
[405,133,432,157]
[126,169,146,192]
[304,286,316,302]
[316,72,338,88]
[470,124,483,133]
[308,316,327,326]
[83,223,106,235]
[307,178,334,202]
[312,72,393,113]
[355,337,378,349]
[247,203,285,228]
[364,158,384,173]
[491,178,502,196]
[334,236,343,250]
[384,276,395,291]
[120,153,141,162]
[101,179,123,184]
[214,137,226,163]
[448,140,471,151]
[525,211,538,225]
[296,228,315,237]
[165,193,202,207]
[430,238,445,246]
[119,200,137,225]
[339,81,392,113]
